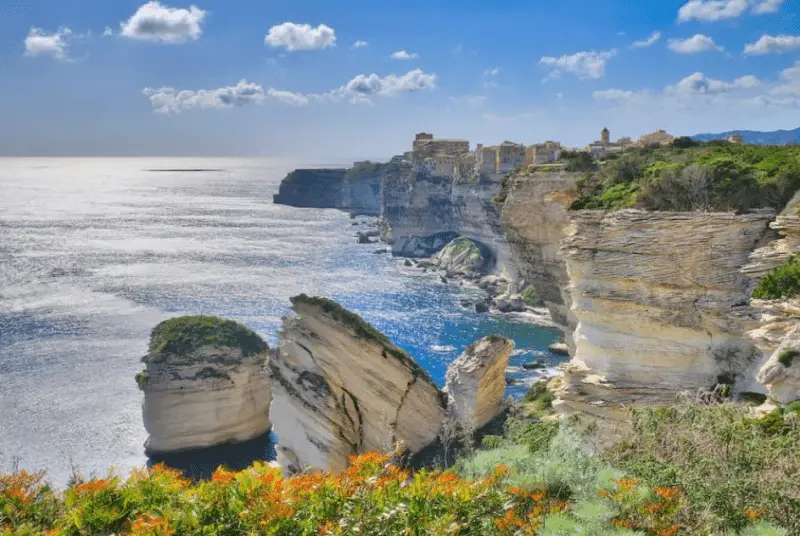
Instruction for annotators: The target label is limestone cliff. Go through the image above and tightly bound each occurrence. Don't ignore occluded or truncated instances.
[273,163,383,216]
[500,171,580,332]
[444,336,514,429]
[553,210,775,419]
[381,171,518,280]
[139,316,272,454]
[269,295,448,473]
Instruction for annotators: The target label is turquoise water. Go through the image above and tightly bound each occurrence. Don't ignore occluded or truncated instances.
[0,157,563,484]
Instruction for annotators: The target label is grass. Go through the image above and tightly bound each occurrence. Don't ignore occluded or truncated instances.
[568,143,800,212]
[752,256,800,299]
[520,285,544,308]
[148,316,268,357]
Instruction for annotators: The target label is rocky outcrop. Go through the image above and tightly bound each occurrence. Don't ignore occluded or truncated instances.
[269,296,448,474]
[553,209,775,419]
[444,336,514,429]
[500,171,581,334]
[428,237,487,278]
[381,171,518,279]
[273,163,384,216]
[745,214,800,404]
[139,316,272,454]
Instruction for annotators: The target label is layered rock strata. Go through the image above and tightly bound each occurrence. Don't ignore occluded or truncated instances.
[500,172,581,334]
[444,336,515,429]
[139,316,272,454]
[269,296,449,474]
[553,209,775,419]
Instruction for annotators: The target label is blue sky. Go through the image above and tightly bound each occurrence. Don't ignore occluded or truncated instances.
[1,0,799,159]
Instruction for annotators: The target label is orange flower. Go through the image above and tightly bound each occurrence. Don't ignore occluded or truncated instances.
[655,487,679,501]
[613,519,634,529]
[211,467,235,484]
[744,507,763,521]
[72,478,113,496]
[494,464,509,477]
[659,524,681,536]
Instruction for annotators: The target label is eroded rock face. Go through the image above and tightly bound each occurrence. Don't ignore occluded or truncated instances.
[273,165,383,216]
[554,209,774,418]
[444,336,514,429]
[381,171,518,280]
[270,296,448,474]
[139,317,272,454]
[745,214,800,404]
[500,172,580,336]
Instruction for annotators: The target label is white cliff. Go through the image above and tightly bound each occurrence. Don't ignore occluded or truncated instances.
[139,316,272,454]
[444,336,514,429]
[553,209,774,419]
[269,295,448,474]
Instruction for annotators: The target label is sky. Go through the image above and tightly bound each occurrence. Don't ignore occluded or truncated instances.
[1,0,800,160]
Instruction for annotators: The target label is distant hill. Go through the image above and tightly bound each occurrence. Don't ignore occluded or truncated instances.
[692,127,800,145]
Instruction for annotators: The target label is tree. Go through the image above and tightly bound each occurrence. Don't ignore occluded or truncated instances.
[672,136,698,149]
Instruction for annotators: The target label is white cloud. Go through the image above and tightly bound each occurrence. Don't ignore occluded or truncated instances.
[328,69,435,102]
[120,1,205,43]
[352,40,368,48]
[751,0,784,13]
[631,32,662,48]
[265,22,336,51]
[449,94,487,107]
[484,67,500,76]
[678,0,784,21]
[669,72,760,95]
[668,34,723,53]
[744,34,800,55]
[24,28,71,59]
[593,89,638,101]
[539,49,617,79]
[103,26,114,37]
[770,61,800,97]
[266,89,310,106]
[390,50,419,60]
[143,79,265,114]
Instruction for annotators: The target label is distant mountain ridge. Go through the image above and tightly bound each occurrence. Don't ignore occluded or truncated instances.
[692,127,800,145]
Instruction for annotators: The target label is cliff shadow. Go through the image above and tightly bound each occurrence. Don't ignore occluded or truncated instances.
[147,431,276,481]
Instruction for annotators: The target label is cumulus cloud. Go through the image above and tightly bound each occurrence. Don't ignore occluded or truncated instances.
[484,67,500,76]
[143,79,265,114]
[352,40,368,48]
[265,23,336,51]
[631,32,662,48]
[744,34,800,55]
[24,28,71,59]
[678,0,783,22]
[121,1,205,43]
[668,34,723,53]
[669,72,760,95]
[328,69,435,102]
[539,49,617,79]
[103,26,114,37]
[266,89,310,106]
[390,50,419,60]
[770,61,800,97]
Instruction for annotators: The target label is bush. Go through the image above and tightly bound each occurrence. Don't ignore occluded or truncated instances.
[752,256,800,300]
[777,348,798,368]
[149,316,268,357]
[569,144,800,212]
[604,404,800,533]
[520,285,543,307]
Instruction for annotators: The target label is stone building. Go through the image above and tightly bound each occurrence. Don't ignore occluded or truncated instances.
[496,141,526,173]
[636,129,675,147]
[728,133,745,145]
[524,141,562,166]
[412,133,470,163]
[587,127,626,158]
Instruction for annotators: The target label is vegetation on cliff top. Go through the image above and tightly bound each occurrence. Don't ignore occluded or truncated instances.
[568,142,800,212]
[751,256,800,300]
[291,295,436,387]
[148,316,268,358]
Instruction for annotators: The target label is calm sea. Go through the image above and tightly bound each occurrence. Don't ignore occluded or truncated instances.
[0,157,562,484]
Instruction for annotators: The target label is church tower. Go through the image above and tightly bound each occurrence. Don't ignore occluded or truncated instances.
[601,127,610,145]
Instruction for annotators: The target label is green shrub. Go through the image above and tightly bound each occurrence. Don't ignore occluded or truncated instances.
[149,316,268,357]
[739,392,768,405]
[752,256,800,300]
[605,404,800,533]
[778,348,799,368]
[520,285,543,307]
[135,370,149,390]
[480,435,503,450]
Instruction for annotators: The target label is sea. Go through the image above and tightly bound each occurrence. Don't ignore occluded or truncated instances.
[0,157,564,485]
